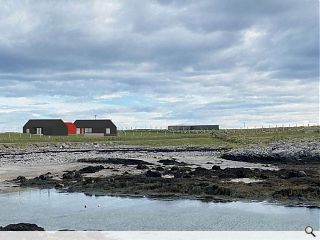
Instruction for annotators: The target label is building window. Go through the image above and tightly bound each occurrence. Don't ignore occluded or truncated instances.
[36,128,42,135]
[26,129,30,134]
[84,128,92,133]
[106,128,111,134]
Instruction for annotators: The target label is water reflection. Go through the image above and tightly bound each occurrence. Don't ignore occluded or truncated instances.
[0,189,318,231]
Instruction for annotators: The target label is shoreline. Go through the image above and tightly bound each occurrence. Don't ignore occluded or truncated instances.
[1,141,319,208]
[2,183,320,209]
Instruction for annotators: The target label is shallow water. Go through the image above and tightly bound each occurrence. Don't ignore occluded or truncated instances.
[0,189,318,231]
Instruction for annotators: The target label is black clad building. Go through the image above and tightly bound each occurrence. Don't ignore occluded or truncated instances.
[74,119,117,136]
[23,119,68,135]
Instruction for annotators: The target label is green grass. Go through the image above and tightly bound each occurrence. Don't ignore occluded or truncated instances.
[0,126,319,148]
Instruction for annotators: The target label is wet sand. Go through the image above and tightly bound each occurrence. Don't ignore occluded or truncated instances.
[0,142,319,207]
[0,144,277,192]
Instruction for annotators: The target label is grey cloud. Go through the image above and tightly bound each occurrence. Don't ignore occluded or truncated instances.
[0,0,318,130]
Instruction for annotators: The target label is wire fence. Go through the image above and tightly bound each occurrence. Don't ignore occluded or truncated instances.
[0,123,318,144]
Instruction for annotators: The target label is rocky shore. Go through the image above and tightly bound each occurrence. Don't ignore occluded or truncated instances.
[221,140,319,164]
[2,140,320,207]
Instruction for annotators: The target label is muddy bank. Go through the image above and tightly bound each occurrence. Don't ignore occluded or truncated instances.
[221,140,320,164]
[15,163,320,207]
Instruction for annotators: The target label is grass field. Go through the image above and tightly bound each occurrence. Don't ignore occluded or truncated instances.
[0,126,319,148]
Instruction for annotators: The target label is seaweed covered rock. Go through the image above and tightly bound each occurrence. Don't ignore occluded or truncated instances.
[158,159,186,166]
[62,170,81,179]
[204,185,232,196]
[278,169,308,179]
[211,165,221,170]
[155,166,164,171]
[192,167,213,176]
[136,164,148,170]
[79,165,104,173]
[16,176,26,182]
[37,172,53,181]
[145,170,162,178]
[0,223,44,231]
[272,187,320,200]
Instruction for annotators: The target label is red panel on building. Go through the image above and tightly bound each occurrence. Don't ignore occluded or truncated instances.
[65,122,76,135]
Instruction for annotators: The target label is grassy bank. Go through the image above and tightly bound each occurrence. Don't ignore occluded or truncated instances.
[0,126,319,148]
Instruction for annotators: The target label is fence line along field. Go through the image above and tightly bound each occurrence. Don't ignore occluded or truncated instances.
[0,126,319,147]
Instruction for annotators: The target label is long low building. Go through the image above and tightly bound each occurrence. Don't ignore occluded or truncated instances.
[168,125,219,131]
[23,119,117,136]
[23,119,68,136]
[74,120,117,136]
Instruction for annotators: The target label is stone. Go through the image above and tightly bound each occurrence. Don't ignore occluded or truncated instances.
[0,223,44,231]
[136,164,148,170]
[145,170,161,178]
[79,165,104,173]
[16,176,26,182]
[211,165,221,170]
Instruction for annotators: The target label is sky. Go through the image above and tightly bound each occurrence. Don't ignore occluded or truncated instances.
[0,0,318,131]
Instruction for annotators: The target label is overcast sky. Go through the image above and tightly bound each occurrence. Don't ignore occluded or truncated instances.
[0,0,318,131]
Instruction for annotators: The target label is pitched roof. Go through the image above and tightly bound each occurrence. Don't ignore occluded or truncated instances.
[24,119,66,127]
[74,119,116,128]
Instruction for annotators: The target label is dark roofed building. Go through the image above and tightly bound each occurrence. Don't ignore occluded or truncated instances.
[168,125,219,131]
[23,119,68,136]
[74,119,117,136]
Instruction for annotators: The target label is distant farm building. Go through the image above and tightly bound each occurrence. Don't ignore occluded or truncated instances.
[168,125,219,131]
[74,120,117,136]
[23,119,117,136]
[23,119,68,136]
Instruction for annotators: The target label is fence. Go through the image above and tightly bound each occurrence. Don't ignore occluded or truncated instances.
[0,124,319,144]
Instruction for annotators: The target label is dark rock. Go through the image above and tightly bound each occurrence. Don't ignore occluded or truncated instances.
[62,171,81,179]
[136,164,148,170]
[158,159,186,166]
[272,187,320,200]
[170,166,179,171]
[0,223,44,231]
[79,165,104,173]
[204,185,232,196]
[16,176,26,182]
[297,171,307,177]
[218,167,254,178]
[78,158,152,165]
[38,173,52,181]
[279,169,308,179]
[192,167,212,176]
[145,170,162,178]
[55,183,64,188]
[211,165,221,170]
[155,166,164,171]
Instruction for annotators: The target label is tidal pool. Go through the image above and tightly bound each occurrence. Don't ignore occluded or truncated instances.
[0,189,318,231]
